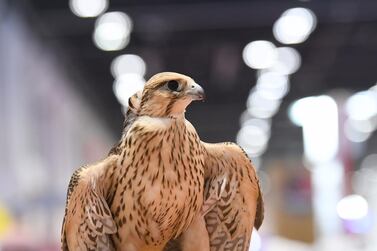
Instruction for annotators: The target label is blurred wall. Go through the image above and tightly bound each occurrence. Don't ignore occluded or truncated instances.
[0,6,115,247]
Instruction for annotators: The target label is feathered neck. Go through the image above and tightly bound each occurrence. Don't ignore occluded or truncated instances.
[137,112,186,121]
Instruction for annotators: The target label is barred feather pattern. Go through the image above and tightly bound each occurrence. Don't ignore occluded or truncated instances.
[110,116,205,248]
[61,72,263,251]
[61,156,118,251]
[202,142,263,251]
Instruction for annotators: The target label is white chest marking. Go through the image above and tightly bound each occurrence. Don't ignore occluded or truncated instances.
[136,116,172,130]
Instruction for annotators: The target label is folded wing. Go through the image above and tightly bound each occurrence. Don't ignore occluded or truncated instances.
[202,142,263,251]
[61,156,118,251]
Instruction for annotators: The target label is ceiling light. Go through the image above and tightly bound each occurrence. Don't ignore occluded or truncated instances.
[344,120,371,143]
[237,124,269,157]
[336,195,368,220]
[113,73,145,107]
[69,0,108,18]
[289,96,338,163]
[93,12,132,51]
[111,54,146,78]
[242,40,277,69]
[256,71,289,100]
[249,228,262,251]
[242,118,271,135]
[247,91,281,119]
[271,47,301,74]
[273,7,317,44]
[346,91,377,121]
[346,118,375,134]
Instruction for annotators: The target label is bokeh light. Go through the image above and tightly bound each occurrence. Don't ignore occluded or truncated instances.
[237,124,270,157]
[336,195,369,220]
[247,92,281,119]
[256,71,289,100]
[69,0,108,18]
[242,118,271,135]
[288,97,314,126]
[113,73,145,107]
[249,228,262,251]
[271,47,301,74]
[111,54,146,78]
[273,7,317,44]
[289,95,338,163]
[344,119,372,143]
[353,155,377,196]
[93,11,132,51]
[242,40,277,69]
[346,90,377,121]
[346,117,375,134]
[0,204,12,237]
[361,154,377,170]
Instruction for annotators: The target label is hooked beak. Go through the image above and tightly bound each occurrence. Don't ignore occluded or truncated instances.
[186,82,205,101]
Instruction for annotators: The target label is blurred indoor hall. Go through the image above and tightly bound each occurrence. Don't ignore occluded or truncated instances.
[1,0,377,250]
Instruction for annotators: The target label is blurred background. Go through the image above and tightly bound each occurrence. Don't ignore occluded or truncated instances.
[1,0,377,250]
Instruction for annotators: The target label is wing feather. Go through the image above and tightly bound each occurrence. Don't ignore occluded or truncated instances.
[63,92,139,250]
[61,156,117,251]
[202,142,264,251]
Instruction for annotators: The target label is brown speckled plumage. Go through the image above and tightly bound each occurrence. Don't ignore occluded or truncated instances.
[61,72,263,251]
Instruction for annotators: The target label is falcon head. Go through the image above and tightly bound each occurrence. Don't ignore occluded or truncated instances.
[138,72,205,117]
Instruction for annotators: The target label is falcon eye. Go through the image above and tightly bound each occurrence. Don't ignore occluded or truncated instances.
[167,80,180,92]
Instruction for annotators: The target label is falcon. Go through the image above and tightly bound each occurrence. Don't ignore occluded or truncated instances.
[61,72,263,251]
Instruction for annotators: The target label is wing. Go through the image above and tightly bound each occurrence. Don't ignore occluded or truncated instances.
[202,142,264,251]
[61,156,118,251]
[63,92,142,250]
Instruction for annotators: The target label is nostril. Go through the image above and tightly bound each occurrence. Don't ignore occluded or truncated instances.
[191,85,195,89]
